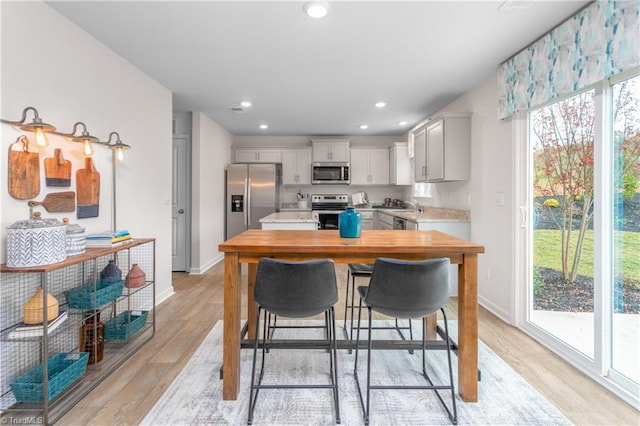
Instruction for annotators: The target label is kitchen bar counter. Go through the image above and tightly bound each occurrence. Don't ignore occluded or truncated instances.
[379,207,470,223]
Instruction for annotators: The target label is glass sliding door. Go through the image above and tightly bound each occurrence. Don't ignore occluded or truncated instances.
[523,71,640,404]
[611,74,640,387]
[529,90,596,358]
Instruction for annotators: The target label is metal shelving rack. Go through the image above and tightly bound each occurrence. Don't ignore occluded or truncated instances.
[0,238,155,425]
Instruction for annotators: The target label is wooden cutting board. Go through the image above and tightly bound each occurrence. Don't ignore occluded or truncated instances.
[76,158,100,218]
[28,191,76,213]
[8,137,40,200]
[44,149,72,187]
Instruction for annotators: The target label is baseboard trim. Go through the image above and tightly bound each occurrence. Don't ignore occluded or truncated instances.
[189,254,224,275]
[479,295,514,325]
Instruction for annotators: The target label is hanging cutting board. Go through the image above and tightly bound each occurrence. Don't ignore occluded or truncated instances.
[44,149,72,187]
[76,158,100,218]
[28,191,76,212]
[8,137,40,200]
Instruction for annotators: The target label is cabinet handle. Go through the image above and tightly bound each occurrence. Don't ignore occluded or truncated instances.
[422,166,426,177]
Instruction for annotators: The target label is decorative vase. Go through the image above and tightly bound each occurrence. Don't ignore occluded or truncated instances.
[125,264,146,288]
[339,207,362,238]
[100,260,122,284]
[79,311,104,364]
[23,288,59,324]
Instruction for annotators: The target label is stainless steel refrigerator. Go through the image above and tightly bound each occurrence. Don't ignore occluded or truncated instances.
[225,163,281,239]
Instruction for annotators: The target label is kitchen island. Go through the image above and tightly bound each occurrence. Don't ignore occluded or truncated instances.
[259,211,319,230]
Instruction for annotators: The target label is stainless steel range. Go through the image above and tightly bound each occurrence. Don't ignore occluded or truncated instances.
[311,194,348,230]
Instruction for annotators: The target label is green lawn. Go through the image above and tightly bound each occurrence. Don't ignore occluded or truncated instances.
[534,229,640,283]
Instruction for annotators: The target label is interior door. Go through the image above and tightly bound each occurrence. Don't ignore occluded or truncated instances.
[172,135,190,271]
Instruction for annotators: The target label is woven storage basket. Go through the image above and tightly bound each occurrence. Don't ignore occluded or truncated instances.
[10,352,89,403]
[6,216,66,267]
[104,310,148,340]
[64,280,124,309]
[23,288,59,324]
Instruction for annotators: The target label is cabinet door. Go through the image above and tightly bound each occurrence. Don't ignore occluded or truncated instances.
[390,143,412,185]
[296,149,311,184]
[426,120,444,181]
[282,149,311,185]
[234,149,258,163]
[413,129,427,182]
[350,149,370,184]
[330,142,350,162]
[312,142,332,162]
[258,149,282,163]
[369,149,389,184]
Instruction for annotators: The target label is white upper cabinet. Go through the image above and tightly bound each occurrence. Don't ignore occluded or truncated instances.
[234,148,282,163]
[413,128,427,182]
[350,148,389,185]
[389,142,412,185]
[413,114,470,182]
[311,139,350,162]
[282,149,312,185]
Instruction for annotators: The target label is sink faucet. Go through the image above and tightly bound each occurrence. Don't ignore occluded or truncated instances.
[404,199,423,213]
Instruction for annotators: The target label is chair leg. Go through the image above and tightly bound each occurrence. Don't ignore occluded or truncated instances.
[248,307,266,425]
[353,298,367,422]
[343,269,351,336]
[365,306,372,426]
[441,308,458,424]
[349,274,357,341]
[329,307,341,424]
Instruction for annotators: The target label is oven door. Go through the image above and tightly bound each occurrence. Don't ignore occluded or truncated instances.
[316,212,340,230]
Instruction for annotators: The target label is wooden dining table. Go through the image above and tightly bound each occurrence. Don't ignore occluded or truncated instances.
[218,229,484,402]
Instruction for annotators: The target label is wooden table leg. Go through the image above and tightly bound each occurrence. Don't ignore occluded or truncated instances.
[247,263,258,339]
[457,253,478,402]
[425,314,437,340]
[223,253,241,400]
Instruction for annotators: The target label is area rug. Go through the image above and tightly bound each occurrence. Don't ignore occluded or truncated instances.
[141,320,571,425]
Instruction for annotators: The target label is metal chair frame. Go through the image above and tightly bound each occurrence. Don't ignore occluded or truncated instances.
[247,259,341,425]
[352,258,458,425]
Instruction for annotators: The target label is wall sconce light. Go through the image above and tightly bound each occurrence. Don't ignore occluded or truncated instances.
[101,131,131,162]
[56,122,100,156]
[0,106,56,148]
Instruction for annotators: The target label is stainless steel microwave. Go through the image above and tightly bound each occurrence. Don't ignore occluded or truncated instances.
[312,162,350,184]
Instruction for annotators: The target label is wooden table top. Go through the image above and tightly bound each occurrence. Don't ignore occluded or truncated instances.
[219,229,484,255]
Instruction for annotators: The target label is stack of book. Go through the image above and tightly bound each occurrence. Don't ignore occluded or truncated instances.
[9,310,68,339]
[85,230,132,247]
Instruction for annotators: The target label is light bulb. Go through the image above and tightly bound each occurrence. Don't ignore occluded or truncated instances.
[116,147,125,162]
[34,127,49,147]
[83,139,94,156]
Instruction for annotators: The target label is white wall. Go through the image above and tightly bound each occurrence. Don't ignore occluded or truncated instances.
[191,112,233,274]
[429,71,517,323]
[1,2,174,303]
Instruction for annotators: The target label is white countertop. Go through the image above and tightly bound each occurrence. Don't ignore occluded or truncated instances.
[259,211,318,223]
[372,207,470,223]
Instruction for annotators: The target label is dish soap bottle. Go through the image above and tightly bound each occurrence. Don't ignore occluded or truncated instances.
[339,207,361,238]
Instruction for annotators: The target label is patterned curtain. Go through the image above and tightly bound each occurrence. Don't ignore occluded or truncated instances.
[498,1,639,119]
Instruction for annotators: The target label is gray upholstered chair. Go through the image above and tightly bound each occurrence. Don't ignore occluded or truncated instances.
[353,257,457,425]
[343,263,413,347]
[248,258,340,425]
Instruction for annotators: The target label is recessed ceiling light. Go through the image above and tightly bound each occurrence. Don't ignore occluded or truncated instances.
[240,101,252,108]
[398,121,408,126]
[359,124,369,130]
[259,124,268,129]
[374,101,387,108]
[303,1,330,19]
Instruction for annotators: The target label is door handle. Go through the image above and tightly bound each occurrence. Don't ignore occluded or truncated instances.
[178,209,185,214]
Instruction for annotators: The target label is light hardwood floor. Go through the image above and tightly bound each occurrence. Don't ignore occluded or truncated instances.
[60,262,639,425]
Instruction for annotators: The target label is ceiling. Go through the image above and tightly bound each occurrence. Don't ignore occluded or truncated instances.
[47,1,589,136]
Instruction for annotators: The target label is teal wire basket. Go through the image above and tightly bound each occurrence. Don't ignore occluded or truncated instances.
[10,352,89,403]
[104,310,149,341]
[64,279,124,309]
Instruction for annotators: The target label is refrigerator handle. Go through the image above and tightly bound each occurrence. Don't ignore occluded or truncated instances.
[246,177,252,228]
[243,178,249,228]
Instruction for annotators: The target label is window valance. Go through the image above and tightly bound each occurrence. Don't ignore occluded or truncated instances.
[498,1,639,119]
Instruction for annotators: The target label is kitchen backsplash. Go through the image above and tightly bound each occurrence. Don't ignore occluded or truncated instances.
[281,185,410,207]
